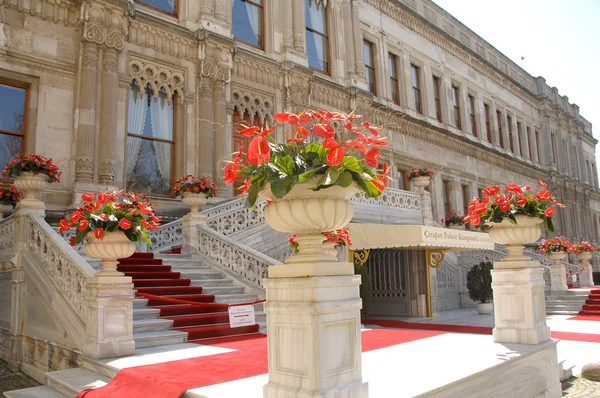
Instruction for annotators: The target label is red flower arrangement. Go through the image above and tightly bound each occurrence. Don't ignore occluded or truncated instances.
[289,228,352,253]
[223,110,390,210]
[59,191,161,246]
[2,154,61,183]
[0,184,22,207]
[407,167,434,181]
[172,175,218,198]
[464,180,564,232]
[568,241,598,254]
[539,237,572,254]
[441,211,465,227]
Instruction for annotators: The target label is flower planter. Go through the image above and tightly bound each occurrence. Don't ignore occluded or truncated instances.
[548,251,568,291]
[476,302,493,315]
[577,252,595,287]
[410,176,430,194]
[448,224,463,230]
[181,192,208,213]
[549,252,567,261]
[0,204,13,220]
[13,172,49,201]
[84,231,136,277]
[487,215,542,265]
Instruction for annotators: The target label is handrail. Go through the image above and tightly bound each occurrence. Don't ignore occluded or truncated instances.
[147,218,183,252]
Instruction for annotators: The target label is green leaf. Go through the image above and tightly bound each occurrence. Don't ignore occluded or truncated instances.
[341,157,362,173]
[508,214,517,224]
[245,176,264,211]
[317,167,340,187]
[362,179,382,197]
[299,165,326,182]
[336,172,353,188]
[306,143,327,162]
[270,176,297,198]
[544,217,555,232]
[274,153,295,175]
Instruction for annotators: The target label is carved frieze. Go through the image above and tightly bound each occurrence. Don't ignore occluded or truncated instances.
[81,2,126,51]
[234,56,280,89]
[231,89,274,126]
[128,20,196,61]
[2,0,79,26]
[199,41,232,81]
[128,56,186,103]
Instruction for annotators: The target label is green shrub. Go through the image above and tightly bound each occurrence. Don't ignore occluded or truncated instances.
[466,261,493,303]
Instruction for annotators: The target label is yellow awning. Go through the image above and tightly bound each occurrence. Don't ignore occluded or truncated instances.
[348,223,494,251]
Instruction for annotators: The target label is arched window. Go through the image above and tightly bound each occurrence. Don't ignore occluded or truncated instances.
[136,0,177,15]
[305,0,329,73]
[0,81,27,172]
[232,0,264,49]
[126,82,175,195]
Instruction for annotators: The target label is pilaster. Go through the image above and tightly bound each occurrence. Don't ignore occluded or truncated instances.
[98,47,119,185]
[213,79,231,197]
[198,78,215,178]
[292,0,305,52]
[350,0,363,77]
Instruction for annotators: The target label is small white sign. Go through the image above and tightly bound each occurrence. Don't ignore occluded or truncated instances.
[228,305,256,328]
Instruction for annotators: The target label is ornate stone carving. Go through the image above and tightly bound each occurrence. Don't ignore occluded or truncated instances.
[75,156,94,175]
[102,57,117,73]
[234,56,280,89]
[82,53,98,68]
[98,159,115,183]
[198,78,213,100]
[349,189,421,211]
[3,0,79,26]
[128,20,195,61]
[81,4,125,51]
[231,89,273,126]
[128,56,186,103]
[148,219,183,252]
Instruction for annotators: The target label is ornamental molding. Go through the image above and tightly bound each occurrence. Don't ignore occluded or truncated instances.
[231,88,274,126]
[128,55,186,103]
[234,56,281,89]
[81,2,126,51]
[128,19,196,61]
[282,66,313,108]
[2,0,79,26]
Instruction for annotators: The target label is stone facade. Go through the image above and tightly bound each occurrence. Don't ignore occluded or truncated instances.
[0,0,597,259]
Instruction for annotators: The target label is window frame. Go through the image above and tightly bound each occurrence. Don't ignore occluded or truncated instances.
[410,64,423,114]
[507,115,514,153]
[451,85,462,130]
[305,0,330,74]
[125,84,177,198]
[535,129,541,163]
[484,103,492,143]
[134,0,178,17]
[496,110,504,149]
[516,121,524,157]
[442,179,452,216]
[432,75,442,122]
[388,53,401,105]
[468,93,477,137]
[0,79,29,176]
[526,126,533,160]
[363,40,377,95]
[232,0,265,50]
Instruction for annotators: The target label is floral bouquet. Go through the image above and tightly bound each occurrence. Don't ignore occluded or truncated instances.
[539,237,572,254]
[289,228,352,253]
[568,241,598,254]
[223,110,391,210]
[2,154,61,183]
[406,167,434,181]
[59,191,161,246]
[464,180,564,232]
[441,211,465,227]
[172,175,218,198]
[0,184,21,207]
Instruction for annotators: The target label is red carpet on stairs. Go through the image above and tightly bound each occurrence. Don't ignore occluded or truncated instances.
[121,252,259,341]
[568,288,600,320]
[77,328,445,398]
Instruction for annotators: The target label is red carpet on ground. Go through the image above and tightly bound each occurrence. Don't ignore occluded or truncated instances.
[567,315,600,321]
[574,289,600,317]
[77,328,444,398]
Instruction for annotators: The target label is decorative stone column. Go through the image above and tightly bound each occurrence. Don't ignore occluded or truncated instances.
[292,0,305,52]
[549,252,568,291]
[577,252,595,287]
[197,78,214,178]
[341,0,355,78]
[350,0,364,77]
[413,176,433,226]
[281,0,294,49]
[98,47,119,185]
[213,80,231,197]
[75,42,99,182]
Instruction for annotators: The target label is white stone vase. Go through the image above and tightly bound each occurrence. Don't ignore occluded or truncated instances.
[577,252,595,287]
[448,224,463,230]
[548,252,568,291]
[13,172,49,201]
[84,231,136,277]
[181,192,208,213]
[476,302,493,315]
[411,175,431,193]
[487,215,542,264]
[0,203,13,220]
[259,180,356,265]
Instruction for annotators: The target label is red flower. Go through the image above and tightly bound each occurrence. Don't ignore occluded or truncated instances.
[138,203,153,215]
[82,192,94,203]
[482,186,500,196]
[365,148,380,168]
[69,236,76,246]
[371,178,386,192]
[345,139,367,153]
[296,126,310,137]
[312,124,336,139]
[93,228,105,240]
[98,192,109,205]
[536,190,551,201]
[544,207,555,217]
[470,215,481,226]
[273,113,291,123]
[326,146,345,166]
[118,218,132,230]
[504,183,523,195]
[500,202,511,212]
[362,121,380,136]
[378,163,390,188]
[247,136,271,165]
[537,179,547,187]
[59,219,71,233]
[241,179,252,195]
[232,145,245,164]
[78,219,89,231]
[286,136,305,143]
[322,137,339,150]
[239,126,261,136]
[516,196,528,206]
[224,162,239,184]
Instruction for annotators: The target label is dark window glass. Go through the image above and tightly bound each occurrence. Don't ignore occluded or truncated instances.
[232,0,264,48]
[136,0,177,14]
[443,180,452,216]
[527,127,533,160]
[507,115,514,152]
[389,54,400,105]
[364,41,376,95]
[433,75,442,122]
[517,122,524,156]
[484,103,492,143]
[496,110,504,149]
[452,86,461,130]
[411,64,422,114]
[306,0,329,72]
[0,82,26,172]
[468,94,477,137]
[535,130,541,163]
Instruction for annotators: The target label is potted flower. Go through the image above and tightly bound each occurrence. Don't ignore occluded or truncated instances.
[289,228,352,257]
[441,211,465,229]
[569,241,598,287]
[224,110,389,264]
[59,191,160,276]
[407,167,434,190]
[173,175,218,213]
[2,154,61,202]
[0,184,21,219]
[467,261,494,314]
[539,237,572,291]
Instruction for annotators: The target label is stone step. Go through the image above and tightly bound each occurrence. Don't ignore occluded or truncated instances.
[559,360,575,382]
[133,308,160,320]
[190,278,233,287]
[215,293,259,304]
[133,330,188,348]
[174,271,225,279]
[45,367,109,397]
[133,298,148,309]
[4,386,66,398]
[545,309,580,315]
[201,286,246,295]
[133,318,174,333]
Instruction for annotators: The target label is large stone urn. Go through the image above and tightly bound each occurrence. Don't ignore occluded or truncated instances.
[487,215,550,344]
[259,180,368,398]
[448,224,463,230]
[181,192,208,256]
[548,252,568,291]
[411,176,433,226]
[181,192,208,213]
[577,252,595,287]
[13,172,49,213]
[84,231,136,277]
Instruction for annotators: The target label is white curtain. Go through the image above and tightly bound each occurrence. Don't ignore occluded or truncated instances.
[126,86,146,177]
[149,91,173,184]
[246,3,260,39]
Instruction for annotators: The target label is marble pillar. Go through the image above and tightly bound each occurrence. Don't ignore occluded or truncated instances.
[198,78,214,178]
[350,0,364,76]
[213,80,230,197]
[292,0,305,52]
[98,48,119,186]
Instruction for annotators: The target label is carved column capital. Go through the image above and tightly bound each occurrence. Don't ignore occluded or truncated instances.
[81,3,126,52]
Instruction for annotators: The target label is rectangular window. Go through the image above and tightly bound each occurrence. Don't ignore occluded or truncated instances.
[126,83,175,196]
[136,0,177,15]
[478,187,484,200]
[526,127,533,160]
[0,81,27,172]
[507,115,514,152]
[306,0,329,73]
[484,103,492,143]
[593,163,598,187]
[551,134,557,164]
[496,110,504,149]
[232,0,264,49]
[587,160,591,182]
[468,94,477,137]
[388,53,400,105]
[411,64,422,114]
[462,184,470,215]
[452,85,462,130]
[442,180,452,216]
[535,130,541,163]
[517,122,524,156]
[397,169,407,190]
[364,40,376,95]
[433,75,442,122]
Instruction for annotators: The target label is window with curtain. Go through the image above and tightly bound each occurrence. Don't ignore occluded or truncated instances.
[451,85,462,130]
[0,81,26,173]
[126,82,175,196]
[433,75,442,122]
[411,64,422,114]
[388,54,400,105]
[232,0,264,49]
[363,40,376,95]
[306,0,329,73]
[136,0,177,15]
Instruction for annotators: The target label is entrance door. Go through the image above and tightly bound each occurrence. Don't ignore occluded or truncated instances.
[232,109,261,193]
[367,249,411,316]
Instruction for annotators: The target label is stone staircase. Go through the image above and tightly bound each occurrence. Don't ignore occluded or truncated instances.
[545,289,591,315]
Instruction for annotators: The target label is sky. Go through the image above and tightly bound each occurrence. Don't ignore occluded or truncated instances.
[432,0,600,171]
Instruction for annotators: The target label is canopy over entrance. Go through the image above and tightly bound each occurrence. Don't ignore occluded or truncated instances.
[348,223,494,251]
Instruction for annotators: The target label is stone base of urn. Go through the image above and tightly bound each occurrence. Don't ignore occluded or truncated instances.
[577,253,595,287]
[263,272,368,398]
[182,212,207,256]
[549,252,568,291]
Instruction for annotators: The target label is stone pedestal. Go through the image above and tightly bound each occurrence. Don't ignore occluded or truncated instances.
[182,212,207,256]
[84,276,135,359]
[263,271,368,398]
[549,252,568,291]
[577,253,595,287]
